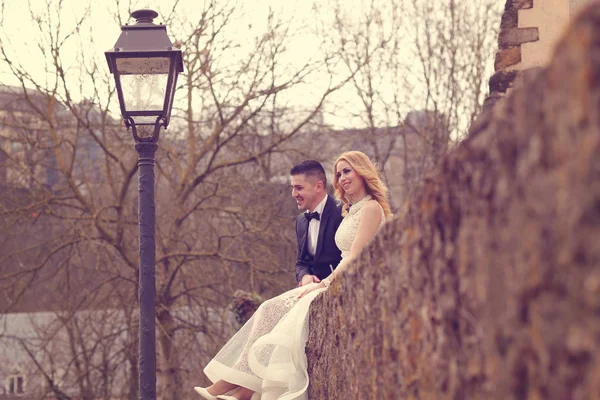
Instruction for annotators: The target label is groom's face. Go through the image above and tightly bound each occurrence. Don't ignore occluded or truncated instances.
[290,174,322,211]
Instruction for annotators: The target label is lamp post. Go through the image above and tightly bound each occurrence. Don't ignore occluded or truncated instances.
[105,9,183,400]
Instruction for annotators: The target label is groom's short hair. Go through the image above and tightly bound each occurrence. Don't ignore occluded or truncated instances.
[290,160,327,186]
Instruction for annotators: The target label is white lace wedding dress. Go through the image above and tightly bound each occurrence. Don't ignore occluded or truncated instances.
[202,196,385,400]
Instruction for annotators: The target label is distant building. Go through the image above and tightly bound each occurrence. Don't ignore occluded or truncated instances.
[0,85,117,191]
[0,307,236,399]
[329,110,449,207]
[0,83,447,210]
[267,110,449,209]
[0,85,64,188]
[516,0,591,69]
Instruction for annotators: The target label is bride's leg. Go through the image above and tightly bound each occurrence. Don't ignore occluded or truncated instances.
[205,380,239,396]
[203,286,305,394]
[227,386,255,400]
[230,290,299,374]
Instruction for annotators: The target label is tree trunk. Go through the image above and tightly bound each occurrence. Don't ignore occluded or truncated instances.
[157,307,183,400]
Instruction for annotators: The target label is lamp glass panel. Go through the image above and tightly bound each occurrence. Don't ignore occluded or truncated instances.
[116,57,170,112]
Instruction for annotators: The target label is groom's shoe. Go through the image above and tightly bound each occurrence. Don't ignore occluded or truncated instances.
[193,387,218,400]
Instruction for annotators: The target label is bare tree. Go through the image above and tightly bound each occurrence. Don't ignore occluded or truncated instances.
[408,0,501,141]
[323,0,501,206]
[0,0,359,398]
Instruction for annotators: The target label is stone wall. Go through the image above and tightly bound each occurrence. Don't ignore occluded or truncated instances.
[488,0,597,109]
[306,4,600,399]
[486,0,538,108]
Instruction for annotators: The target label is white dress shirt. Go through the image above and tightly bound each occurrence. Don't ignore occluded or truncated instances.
[306,195,328,256]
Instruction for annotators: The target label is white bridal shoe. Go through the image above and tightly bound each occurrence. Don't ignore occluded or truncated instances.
[217,393,260,400]
[193,387,219,400]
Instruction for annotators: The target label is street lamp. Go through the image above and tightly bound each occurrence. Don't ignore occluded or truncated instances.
[105,9,183,400]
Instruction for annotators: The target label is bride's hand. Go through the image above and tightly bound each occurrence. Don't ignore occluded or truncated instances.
[297,282,326,299]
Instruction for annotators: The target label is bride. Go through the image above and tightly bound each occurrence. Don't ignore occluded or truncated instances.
[194,151,393,400]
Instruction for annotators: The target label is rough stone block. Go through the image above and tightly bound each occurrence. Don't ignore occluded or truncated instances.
[494,46,522,70]
[499,6,518,41]
[499,27,539,47]
[489,69,520,94]
[514,0,534,9]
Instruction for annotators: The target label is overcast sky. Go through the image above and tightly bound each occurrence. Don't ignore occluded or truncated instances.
[0,0,502,133]
[0,0,318,87]
[0,0,352,122]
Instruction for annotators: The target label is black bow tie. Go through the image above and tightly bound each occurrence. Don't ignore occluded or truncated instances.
[305,211,320,222]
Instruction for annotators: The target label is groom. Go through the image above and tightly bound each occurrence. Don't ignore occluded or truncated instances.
[290,160,343,287]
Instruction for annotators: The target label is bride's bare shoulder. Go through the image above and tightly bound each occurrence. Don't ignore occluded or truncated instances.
[361,201,382,220]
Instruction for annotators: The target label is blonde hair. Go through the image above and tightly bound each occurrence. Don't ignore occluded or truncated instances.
[333,151,392,218]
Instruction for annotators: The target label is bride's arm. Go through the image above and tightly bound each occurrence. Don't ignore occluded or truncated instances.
[322,201,382,286]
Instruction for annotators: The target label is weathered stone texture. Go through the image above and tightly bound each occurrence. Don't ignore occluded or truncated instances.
[494,47,521,71]
[484,0,541,107]
[489,70,520,94]
[499,27,540,47]
[307,5,600,400]
[514,0,534,9]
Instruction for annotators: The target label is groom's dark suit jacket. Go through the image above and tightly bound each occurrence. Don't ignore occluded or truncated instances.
[295,194,344,283]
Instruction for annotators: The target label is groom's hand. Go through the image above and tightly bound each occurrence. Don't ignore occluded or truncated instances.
[300,274,320,287]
